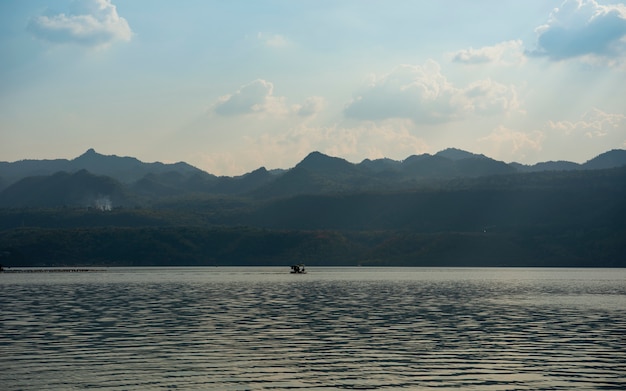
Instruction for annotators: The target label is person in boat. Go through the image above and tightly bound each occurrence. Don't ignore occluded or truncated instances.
[290,264,305,273]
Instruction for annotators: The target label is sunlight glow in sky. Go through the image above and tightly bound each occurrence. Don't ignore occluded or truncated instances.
[2,0,626,175]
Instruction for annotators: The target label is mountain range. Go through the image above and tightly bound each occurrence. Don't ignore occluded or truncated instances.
[1,148,625,267]
[1,148,626,208]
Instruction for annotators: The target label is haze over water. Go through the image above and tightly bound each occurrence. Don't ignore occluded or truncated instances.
[1,267,625,390]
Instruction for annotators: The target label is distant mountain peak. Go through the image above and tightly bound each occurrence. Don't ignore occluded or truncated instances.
[583,149,626,170]
[301,151,330,162]
[76,148,101,159]
[75,148,133,159]
[435,148,485,160]
[296,151,353,171]
[241,166,269,178]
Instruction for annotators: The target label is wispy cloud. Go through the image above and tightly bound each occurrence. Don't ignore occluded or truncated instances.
[213,79,288,116]
[529,0,626,62]
[293,97,326,118]
[343,61,521,124]
[256,32,290,48]
[27,0,132,48]
[479,126,545,160]
[548,108,626,138]
[451,40,526,66]
[212,80,324,118]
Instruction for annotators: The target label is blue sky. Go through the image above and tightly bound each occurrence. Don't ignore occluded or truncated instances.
[1,0,626,175]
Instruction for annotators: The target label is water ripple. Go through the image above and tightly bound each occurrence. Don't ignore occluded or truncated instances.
[1,268,625,390]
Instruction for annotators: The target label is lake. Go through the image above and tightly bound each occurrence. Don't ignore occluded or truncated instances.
[1,267,625,390]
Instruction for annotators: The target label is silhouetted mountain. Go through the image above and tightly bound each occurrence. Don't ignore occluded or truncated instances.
[401,154,456,177]
[0,148,203,185]
[211,167,275,195]
[512,161,581,172]
[250,152,385,198]
[131,166,275,198]
[0,170,131,208]
[3,166,624,267]
[583,149,626,170]
[457,157,516,176]
[74,148,204,182]
[252,166,334,198]
[132,172,189,198]
[510,149,626,172]
[131,170,221,198]
[295,151,359,176]
[0,157,71,185]
[358,157,401,173]
[244,167,626,232]
[3,148,626,205]
[435,147,486,160]
[395,153,514,179]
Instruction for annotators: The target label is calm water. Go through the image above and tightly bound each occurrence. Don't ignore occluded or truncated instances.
[1,267,625,390]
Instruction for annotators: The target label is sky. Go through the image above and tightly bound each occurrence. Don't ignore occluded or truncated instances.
[1,0,626,175]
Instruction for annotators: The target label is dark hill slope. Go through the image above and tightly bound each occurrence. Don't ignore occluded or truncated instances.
[0,148,203,185]
[296,151,357,174]
[0,170,131,208]
[252,152,382,197]
[435,147,486,160]
[235,167,626,232]
[512,149,626,172]
[1,167,624,267]
[3,148,626,204]
[583,149,626,169]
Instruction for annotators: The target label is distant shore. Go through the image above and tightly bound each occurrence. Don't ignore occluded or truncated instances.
[0,267,103,273]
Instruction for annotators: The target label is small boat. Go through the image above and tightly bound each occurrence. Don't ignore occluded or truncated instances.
[290,264,306,274]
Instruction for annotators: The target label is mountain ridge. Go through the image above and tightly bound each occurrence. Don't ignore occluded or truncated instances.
[1,148,626,207]
[3,147,626,180]
[1,149,625,267]
[0,149,203,186]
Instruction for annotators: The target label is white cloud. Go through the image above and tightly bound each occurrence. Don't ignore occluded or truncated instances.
[293,96,326,117]
[212,80,325,118]
[463,79,523,115]
[213,79,289,117]
[256,32,290,48]
[548,108,626,138]
[530,0,626,62]
[343,61,521,124]
[27,0,132,48]
[451,40,526,66]
[479,126,545,161]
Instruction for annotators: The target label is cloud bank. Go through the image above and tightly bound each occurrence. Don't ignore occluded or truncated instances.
[343,61,521,124]
[27,0,132,47]
[530,0,626,61]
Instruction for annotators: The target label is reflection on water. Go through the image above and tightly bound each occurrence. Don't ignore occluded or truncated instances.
[1,268,625,390]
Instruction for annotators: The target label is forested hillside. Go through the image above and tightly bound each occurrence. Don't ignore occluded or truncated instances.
[1,165,624,267]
